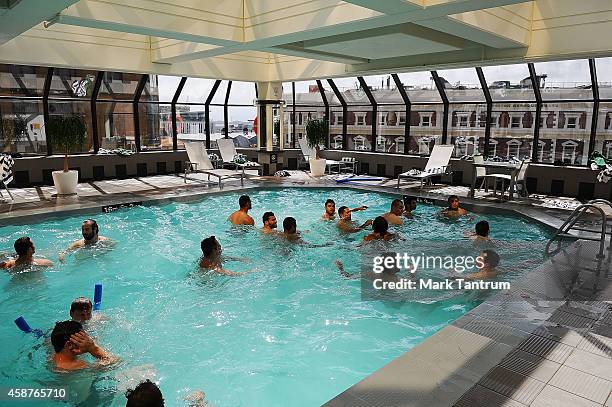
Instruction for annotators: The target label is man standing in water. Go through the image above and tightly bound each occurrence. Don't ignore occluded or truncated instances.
[382,199,405,225]
[262,212,278,234]
[199,236,242,276]
[59,219,109,262]
[228,195,255,225]
[441,195,469,218]
[337,206,373,233]
[363,217,395,242]
[1,237,53,269]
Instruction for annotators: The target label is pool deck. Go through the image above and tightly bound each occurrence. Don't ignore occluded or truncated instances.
[1,172,611,406]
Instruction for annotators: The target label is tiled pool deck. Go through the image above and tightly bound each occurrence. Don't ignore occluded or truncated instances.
[1,172,610,406]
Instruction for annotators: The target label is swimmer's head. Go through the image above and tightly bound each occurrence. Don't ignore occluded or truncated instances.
[338,206,351,220]
[14,236,34,257]
[325,199,335,216]
[50,320,83,354]
[262,212,277,229]
[70,297,92,322]
[201,236,221,258]
[480,249,500,268]
[82,219,99,241]
[239,195,251,210]
[125,379,164,407]
[391,199,404,215]
[475,220,490,237]
[403,195,417,211]
[448,195,460,210]
[283,217,297,234]
[372,216,389,234]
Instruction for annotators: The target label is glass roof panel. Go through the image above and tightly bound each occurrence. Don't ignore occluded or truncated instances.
[436,67,485,102]
[395,71,441,103]
[0,64,47,97]
[533,59,592,100]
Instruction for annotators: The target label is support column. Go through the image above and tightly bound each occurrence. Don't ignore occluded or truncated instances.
[256,81,285,175]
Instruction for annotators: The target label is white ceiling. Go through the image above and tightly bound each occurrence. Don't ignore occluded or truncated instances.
[0,0,611,82]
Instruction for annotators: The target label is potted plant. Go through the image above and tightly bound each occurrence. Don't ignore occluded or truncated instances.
[305,118,327,177]
[46,115,86,195]
[0,116,27,153]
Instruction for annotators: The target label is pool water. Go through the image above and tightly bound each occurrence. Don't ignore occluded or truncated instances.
[0,188,550,407]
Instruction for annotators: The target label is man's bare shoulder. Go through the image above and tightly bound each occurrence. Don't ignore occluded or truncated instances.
[34,258,54,267]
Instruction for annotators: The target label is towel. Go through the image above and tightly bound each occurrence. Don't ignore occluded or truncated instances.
[0,154,14,185]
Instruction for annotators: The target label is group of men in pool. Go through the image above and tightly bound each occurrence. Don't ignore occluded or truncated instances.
[196,193,498,279]
[0,219,109,270]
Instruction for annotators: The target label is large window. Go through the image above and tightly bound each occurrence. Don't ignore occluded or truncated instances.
[96,102,135,150]
[437,68,484,102]
[139,103,172,150]
[48,100,94,153]
[0,100,45,154]
[378,105,406,153]
[0,65,47,97]
[410,105,443,155]
[481,64,535,101]
[539,102,592,165]
[449,104,487,157]
[489,103,537,160]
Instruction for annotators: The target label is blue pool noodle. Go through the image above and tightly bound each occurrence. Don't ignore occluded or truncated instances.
[14,316,43,338]
[93,283,102,311]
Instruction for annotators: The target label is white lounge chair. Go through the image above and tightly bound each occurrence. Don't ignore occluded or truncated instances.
[217,138,262,175]
[298,138,342,174]
[396,145,454,189]
[183,140,244,187]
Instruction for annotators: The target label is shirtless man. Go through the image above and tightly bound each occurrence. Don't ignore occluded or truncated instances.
[70,297,93,323]
[262,212,278,234]
[465,220,491,243]
[403,196,417,218]
[228,195,255,226]
[50,320,114,371]
[322,199,367,220]
[465,249,500,280]
[281,217,302,242]
[441,195,469,218]
[59,219,109,262]
[337,206,373,233]
[199,236,241,276]
[1,237,53,269]
[382,199,405,225]
[363,217,395,242]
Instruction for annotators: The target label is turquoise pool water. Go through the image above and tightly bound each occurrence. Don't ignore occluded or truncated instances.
[0,188,550,406]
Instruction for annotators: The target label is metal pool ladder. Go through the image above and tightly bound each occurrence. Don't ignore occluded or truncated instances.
[545,199,612,259]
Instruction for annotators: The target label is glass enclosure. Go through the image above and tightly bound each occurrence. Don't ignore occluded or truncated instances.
[0,60,606,167]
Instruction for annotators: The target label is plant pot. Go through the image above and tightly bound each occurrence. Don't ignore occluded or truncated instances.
[52,170,79,195]
[309,158,326,177]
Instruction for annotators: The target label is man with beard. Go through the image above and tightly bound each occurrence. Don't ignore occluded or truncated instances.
[59,219,110,262]
[262,212,278,234]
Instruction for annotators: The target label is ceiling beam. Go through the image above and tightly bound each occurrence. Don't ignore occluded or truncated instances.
[54,14,240,47]
[342,0,421,14]
[155,0,531,64]
[265,45,369,64]
[0,0,78,45]
[347,0,530,48]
